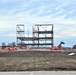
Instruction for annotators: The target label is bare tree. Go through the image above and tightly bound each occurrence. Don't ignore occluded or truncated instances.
[2,42,6,49]
[11,42,16,47]
[73,45,76,49]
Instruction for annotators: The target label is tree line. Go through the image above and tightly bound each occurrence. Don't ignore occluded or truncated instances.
[2,42,16,49]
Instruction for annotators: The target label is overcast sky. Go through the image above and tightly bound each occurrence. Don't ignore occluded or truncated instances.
[0,0,76,47]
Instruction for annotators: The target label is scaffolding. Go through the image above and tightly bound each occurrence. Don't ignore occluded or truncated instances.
[16,24,54,48]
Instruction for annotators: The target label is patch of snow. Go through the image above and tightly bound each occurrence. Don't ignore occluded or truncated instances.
[68,53,75,56]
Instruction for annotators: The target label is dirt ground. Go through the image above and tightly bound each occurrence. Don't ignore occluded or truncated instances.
[0,51,76,71]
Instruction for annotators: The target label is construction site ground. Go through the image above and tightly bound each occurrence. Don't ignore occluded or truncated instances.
[0,50,76,71]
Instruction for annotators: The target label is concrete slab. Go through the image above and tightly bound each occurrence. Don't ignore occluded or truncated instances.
[0,71,76,75]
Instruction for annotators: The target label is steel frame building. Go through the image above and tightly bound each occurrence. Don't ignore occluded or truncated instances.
[16,24,54,48]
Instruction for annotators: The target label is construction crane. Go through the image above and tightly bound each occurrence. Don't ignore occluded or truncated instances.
[51,41,65,50]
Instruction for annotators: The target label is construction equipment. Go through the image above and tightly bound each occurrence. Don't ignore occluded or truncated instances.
[51,41,65,50]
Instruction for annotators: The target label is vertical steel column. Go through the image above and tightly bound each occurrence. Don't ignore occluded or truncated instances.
[51,24,54,47]
[38,26,39,47]
[33,26,35,45]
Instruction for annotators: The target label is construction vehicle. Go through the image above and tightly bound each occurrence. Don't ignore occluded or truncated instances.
[51,41,65,50]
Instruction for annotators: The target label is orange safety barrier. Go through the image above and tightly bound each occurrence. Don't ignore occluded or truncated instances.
[4,47,18,51]
[51,46,62,50]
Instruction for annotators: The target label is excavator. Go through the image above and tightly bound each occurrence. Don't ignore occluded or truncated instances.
[51,41,65,50]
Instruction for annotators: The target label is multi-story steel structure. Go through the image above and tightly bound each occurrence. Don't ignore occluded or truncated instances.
[16,24,54,48]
